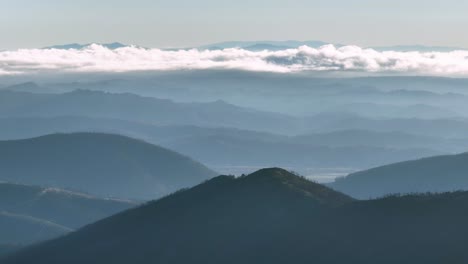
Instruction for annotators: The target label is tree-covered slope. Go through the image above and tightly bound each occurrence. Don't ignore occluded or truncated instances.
[5,168,468,264]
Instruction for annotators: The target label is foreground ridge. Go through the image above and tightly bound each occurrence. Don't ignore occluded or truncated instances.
[3,167,468,264]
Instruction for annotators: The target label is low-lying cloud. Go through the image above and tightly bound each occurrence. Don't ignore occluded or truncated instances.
[1,44,468,76]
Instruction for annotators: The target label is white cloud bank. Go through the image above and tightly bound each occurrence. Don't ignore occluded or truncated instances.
[1,44,468,76]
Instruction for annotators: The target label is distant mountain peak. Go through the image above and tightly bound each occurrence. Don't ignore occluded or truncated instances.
[44,42,128,50]
[203,168,294,186]
[245,167,298,180]
[244,168,354,204]
[197,168,354,207]
[198,40,331,50]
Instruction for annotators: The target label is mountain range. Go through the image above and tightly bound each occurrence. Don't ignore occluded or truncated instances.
[3,76,468,119]
[4,40,468,263]
[202,41,466,52]
[1,86,467,139]
[0,116,448,174]
[0,89,295,134]
[0,87,467,180]
[40,41,467,52]
[198,40,333,50]
[4,168,468,264]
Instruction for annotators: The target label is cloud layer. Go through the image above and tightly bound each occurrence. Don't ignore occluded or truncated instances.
[1,44,468,76]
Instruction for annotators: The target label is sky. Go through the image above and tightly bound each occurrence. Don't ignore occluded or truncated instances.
[2,0,468,49]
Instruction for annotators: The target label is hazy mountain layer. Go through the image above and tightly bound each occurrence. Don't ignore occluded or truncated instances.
[2,86,468,137]
[0,116,451,175]
[0,212,70,245]
[0,133,217,200]
[0,182,136,229]
[0,89,296,134]
[330,152,468,199]
[3,75,468,118]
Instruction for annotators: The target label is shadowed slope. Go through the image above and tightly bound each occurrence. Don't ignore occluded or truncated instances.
[5,168,468,264]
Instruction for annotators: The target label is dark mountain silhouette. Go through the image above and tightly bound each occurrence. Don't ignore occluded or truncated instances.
[330,152,468,199]
[0,182,135,229]
[4,168,468,264]
[0,211,71,245]
[0,133,217,200]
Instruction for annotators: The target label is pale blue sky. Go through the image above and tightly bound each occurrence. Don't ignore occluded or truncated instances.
[1,0,467,49]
